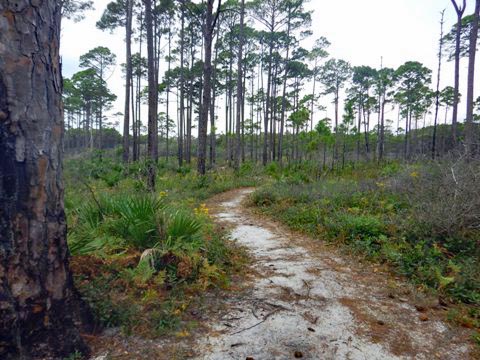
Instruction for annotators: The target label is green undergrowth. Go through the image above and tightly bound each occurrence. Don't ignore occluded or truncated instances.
[65,153,255,337]
[66,152,480,342]
[250,161,480,310]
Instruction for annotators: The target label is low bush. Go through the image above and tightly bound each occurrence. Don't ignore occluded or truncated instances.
[250,160,480,306]
[250,188,278,207]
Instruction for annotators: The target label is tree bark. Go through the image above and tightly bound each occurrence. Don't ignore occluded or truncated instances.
[450,0,466,146]
[144,0,157,190]
[123,0,133,163]
[432,10,445,159]
[209,33,219,168]
[310,58,317,132]
[166,19,172,162]
[465,0,480,157]
[0,1,91,357]
[178,4,185,167]
[278,14,292,164]
[263,38,274,165]
[198,0,220,175]
[379,100,386,161]
[234,0,245,170]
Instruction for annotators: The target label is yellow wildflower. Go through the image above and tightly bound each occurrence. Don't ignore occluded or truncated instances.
[175,330,190,338]
[195,203,210,216]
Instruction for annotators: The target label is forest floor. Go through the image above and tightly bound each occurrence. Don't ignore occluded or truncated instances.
[88,186,476,360]
[193,188,474,360]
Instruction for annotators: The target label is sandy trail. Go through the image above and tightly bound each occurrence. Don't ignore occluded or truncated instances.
[196,188,473,360]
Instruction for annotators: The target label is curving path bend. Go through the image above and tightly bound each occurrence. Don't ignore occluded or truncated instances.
[195,188,473,360]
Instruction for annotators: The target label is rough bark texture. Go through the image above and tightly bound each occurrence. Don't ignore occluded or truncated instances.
[0,0,90,358]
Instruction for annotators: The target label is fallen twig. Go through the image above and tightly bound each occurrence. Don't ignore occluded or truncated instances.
[230,308,281,335]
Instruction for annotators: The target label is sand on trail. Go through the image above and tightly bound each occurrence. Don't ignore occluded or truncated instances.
[195,188,473,360]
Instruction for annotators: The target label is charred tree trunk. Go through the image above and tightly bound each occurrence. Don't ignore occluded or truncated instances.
[0,1,92,358]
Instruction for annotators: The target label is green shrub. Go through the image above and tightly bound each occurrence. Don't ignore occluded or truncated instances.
[250,188,278,207]
[177,165,192,176]
[281,205,320,234]
[68,189,211,257]
[379,161,401,177]
[326,213,384,240]
[166,211,202,247]
[265,161,280,177]
[239,161,254,176]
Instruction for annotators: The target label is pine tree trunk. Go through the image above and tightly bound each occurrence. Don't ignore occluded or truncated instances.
[144,0,157,190]
[209,34,219,168]
[451,0,466,146]
[227,42,233,163]
[0,1,91,357]
[242,64,247,162]
[310,59,317,131]
[357,101,362,161]
[178,4,185,167]
[198,0,219,175]
[187,78,193,164]
[465,0,480,157]
[334,90,339,163]
[278,10,292,163]
[379,100,386,161]
[432,11,445,160]
[166,22,172,162]
[123,0,133,163]
[132,72,138,161]
[234,0,245,170]
[263,40,273,165]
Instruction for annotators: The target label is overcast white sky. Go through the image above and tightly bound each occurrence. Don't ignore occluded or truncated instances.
[61,0,480,132]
